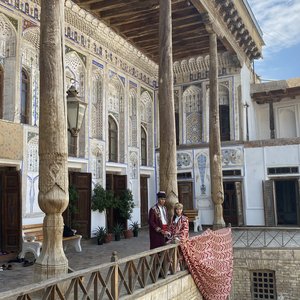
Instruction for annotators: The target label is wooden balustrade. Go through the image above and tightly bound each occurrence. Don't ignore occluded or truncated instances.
[0,244,187,300]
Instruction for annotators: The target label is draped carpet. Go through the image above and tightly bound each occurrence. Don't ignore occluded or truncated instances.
[180,228,233,300]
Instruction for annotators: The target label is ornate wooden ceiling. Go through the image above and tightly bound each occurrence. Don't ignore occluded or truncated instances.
[73,0,263,63]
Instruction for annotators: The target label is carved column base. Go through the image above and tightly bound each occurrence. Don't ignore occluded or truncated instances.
[213,204,226,230]
[34,214,68,282]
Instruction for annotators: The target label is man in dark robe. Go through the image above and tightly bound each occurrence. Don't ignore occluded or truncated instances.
[148,191,169,249]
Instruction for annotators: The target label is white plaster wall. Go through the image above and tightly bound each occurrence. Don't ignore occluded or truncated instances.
[244,147,265,225]
[265,145,300,166]
[244,144,300,225]
[240,63,253,140]
[90,211,106,237]
[255,103,269,140]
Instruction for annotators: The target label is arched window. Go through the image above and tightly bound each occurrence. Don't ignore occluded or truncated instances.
[219,85,230,141]
[0,66,3,119]
[21,68,30,124]
[141,126,147,166]
[108,116,118,162]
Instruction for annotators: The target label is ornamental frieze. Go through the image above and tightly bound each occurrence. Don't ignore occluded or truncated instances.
[177,152,192,168]
[221,147,243,166]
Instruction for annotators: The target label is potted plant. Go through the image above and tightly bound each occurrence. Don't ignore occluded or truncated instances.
[114,189,135,228]
[123,228,133,239]
[112,223,124,241]
[104,232,113,243]
[91,184,115,213]
[130,221,140,237]
[94,226,107,245]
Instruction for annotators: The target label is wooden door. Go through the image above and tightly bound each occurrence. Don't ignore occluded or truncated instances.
[68,172,91,238]
[0,171,21,253]
[275,179,299,225]
[178,181,193,210]
[106,174,127,231]
[223,182,238,226]
[140,176,148,227]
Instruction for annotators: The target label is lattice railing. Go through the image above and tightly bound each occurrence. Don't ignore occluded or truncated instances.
[0,244,186,300]
[232,227,300,248]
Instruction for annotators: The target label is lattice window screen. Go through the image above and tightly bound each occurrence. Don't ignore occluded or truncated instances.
[251,270,276,299]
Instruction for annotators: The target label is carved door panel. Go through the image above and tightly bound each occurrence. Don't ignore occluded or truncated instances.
[140,176,148,227]
[113,175,127,197]
[0,171,21,253]
[178,181,193,210]
[68,172,91,238]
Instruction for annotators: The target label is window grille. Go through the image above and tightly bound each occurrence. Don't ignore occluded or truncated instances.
[267,167,298,175]
[177,172,192,179]
[223,169,241,176]
[251,270,276,299]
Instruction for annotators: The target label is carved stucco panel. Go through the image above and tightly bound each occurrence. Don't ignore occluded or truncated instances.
[177,152,192,169]
[0,120,23,160]
[222,147,243,166]
[27,132,39,172]
[91,143,104,183]
[129,150,138,179]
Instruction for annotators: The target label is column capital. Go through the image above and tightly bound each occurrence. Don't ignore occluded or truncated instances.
[201,12,215,34]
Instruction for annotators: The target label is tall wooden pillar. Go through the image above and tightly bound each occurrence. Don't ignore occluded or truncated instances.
[158,0,178,219]
[35,0,69,280]
[208,28,225,229]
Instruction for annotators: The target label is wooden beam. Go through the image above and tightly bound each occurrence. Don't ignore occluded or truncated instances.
[88,0,140,11]
[109,0,190,27]
[76,0,101,6]
[131,26,204,43]
[117,7,197,33]
[92,1,158,16]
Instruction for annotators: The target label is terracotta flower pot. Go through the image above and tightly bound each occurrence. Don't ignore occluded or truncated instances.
[123,229,133,239]
[104,233,112,243]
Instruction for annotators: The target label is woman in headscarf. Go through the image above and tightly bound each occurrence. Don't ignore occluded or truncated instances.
[168,202,189,243]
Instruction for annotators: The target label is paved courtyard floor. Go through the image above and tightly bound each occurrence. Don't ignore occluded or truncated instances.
[0,228,200,293]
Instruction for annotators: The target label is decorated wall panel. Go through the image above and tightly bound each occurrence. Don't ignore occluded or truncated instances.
[0,120,23,160]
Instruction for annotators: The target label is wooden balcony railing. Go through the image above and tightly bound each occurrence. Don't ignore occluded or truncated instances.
[0,243,187,300]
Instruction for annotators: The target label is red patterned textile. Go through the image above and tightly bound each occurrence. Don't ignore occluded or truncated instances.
[180,228,233,300]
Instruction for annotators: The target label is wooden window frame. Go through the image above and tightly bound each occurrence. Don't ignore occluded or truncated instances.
[108,116,118,162]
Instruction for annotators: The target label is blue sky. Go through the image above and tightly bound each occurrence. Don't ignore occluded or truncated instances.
[247,0,300,81]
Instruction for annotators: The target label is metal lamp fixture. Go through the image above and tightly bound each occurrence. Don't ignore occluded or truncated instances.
[66,85,87,157]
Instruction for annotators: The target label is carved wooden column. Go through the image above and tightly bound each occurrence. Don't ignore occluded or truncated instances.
[35,0,69,280]
[158,0,178,219]
[208,26,225,229]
